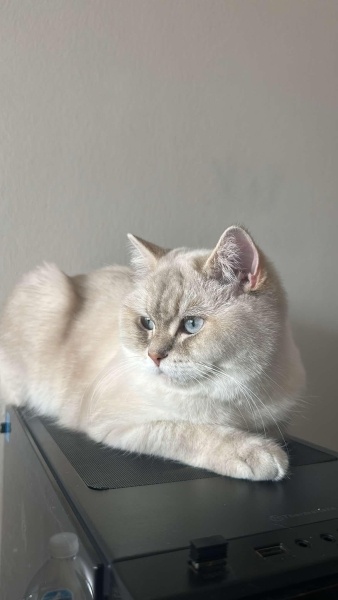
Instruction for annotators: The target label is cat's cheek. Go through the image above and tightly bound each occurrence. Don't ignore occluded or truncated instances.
[120,328,148,357]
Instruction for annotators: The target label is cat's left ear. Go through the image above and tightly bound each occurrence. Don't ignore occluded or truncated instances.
[204,226,262,290]
[127,234,169,275]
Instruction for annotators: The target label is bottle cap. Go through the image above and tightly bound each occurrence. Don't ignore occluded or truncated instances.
[49,532,79,558]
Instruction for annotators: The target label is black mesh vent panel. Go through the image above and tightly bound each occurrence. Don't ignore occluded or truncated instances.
[44,421,217,489]
[43,421,336,490]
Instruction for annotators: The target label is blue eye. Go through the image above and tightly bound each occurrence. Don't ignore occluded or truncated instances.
[140,316,155,331]
[183,317,204,334]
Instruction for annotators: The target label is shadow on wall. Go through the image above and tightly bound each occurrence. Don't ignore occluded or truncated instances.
[290,322,338,452]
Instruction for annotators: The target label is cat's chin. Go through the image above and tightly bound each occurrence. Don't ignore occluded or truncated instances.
[155,368,199,388]
[142,357,201,387]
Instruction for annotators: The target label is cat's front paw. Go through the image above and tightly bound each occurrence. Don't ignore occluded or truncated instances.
[224,437,289,482]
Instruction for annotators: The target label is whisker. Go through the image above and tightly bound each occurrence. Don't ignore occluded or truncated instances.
[195,360,286,445]
[83,357,140,419]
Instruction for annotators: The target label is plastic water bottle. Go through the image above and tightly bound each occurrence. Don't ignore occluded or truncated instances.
[23,532,93,600]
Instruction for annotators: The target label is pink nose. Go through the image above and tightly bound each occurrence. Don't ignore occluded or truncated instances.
[148,351,168,367]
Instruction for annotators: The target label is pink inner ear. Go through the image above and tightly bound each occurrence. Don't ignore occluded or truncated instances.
[227,227,259,277]
[205,226,261,286]
[248,271,258,288]
[249,245,259,276]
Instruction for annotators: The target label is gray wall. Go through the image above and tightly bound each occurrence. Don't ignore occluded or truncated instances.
[1,0,338,523]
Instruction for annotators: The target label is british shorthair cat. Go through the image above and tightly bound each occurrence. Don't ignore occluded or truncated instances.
[0,226,305,481]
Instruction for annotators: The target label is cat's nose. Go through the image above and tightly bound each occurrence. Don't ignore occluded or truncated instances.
[148,350,168,367]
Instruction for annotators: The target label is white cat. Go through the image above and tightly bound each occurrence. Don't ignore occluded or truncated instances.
[0,226,305,481]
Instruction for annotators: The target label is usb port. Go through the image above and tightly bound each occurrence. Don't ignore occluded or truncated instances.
[255,544,287,558]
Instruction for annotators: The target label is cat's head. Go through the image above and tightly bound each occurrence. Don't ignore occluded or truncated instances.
[120,226,286,387]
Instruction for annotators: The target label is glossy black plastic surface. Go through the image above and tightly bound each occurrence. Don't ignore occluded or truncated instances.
[4,407,338,599]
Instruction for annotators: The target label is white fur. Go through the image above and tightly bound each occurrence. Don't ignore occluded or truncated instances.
[0,229,306,481]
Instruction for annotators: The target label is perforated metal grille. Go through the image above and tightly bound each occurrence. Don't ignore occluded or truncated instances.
[44,422,216,489]
[43,421,336,490]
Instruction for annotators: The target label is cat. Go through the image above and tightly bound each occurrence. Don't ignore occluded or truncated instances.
[0,226,305,481]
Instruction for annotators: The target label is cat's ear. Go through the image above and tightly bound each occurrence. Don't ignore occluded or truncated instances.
[127,234,168,275]
[204,226,262,290]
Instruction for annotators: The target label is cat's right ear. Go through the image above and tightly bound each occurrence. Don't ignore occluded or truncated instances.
[203,226,263,290]
[127,234,168,276]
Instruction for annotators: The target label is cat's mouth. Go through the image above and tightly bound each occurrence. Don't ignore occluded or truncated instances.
[144,355,205,386]
[156,364,202,387]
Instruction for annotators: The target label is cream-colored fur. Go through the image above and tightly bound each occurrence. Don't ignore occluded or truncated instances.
[0,227,305,481]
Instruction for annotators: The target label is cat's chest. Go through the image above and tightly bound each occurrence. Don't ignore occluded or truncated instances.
[90,360,263,430]
[121,375,239,427]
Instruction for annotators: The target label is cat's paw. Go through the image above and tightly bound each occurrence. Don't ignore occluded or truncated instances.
[224,437,289,482]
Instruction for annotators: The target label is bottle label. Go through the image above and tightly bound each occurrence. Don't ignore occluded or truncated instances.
[42,591,73,600]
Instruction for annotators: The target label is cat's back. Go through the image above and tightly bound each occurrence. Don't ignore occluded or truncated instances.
[1,263,132,336]
[70,265,133,339]
[72,264,133,311]
[0,264,133,406]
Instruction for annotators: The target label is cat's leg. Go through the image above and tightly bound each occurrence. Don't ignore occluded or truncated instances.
[100,421,288,482]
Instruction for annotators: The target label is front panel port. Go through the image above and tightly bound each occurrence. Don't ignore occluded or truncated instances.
[255,544,287,558]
